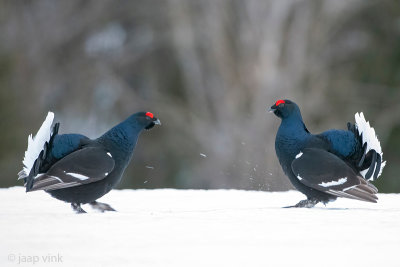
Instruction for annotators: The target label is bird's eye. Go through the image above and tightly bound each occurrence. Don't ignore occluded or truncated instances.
[278,103,284,108]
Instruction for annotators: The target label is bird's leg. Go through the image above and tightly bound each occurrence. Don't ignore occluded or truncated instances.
[90,201,116,212]
[71,203,87,214]
[283,198,319,208]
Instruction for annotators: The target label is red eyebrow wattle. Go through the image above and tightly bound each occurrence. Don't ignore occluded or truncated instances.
[275,100,285,106]
[145,112,154,118]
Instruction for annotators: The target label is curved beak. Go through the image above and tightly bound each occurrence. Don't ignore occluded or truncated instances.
[153,118,161,125]
[268,104,277,113]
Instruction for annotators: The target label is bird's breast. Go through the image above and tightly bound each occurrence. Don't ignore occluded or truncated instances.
[275,135,307,172]
[275,135,302,155]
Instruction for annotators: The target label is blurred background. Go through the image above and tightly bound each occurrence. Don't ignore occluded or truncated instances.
[0,0,399,192]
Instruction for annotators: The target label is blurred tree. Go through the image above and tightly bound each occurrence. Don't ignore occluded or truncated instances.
[0,0,398,192]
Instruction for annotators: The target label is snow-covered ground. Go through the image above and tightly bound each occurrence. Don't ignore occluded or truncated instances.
[1,187,399,267]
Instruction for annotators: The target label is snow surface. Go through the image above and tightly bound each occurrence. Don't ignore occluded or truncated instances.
[1,187,400,267]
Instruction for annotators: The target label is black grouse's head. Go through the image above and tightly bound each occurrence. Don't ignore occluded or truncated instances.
[269,99,301,119]
[135,112,161,130]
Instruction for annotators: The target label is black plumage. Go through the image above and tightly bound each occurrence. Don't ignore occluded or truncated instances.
[270,99,385,208]
[19,111,160,213]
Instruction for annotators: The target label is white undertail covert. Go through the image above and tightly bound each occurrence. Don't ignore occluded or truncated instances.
[19,112,54,179]
[355,112,386,179]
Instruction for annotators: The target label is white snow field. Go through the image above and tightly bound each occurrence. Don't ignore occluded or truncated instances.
[1,187,399,267]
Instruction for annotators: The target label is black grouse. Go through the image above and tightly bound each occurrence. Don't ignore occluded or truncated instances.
[270,99,385,208]
[18,111,160,213]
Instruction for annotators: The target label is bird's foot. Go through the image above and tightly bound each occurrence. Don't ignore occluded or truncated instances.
[71,203,87,214]
[283,199,319,208]
[90,201,116,212]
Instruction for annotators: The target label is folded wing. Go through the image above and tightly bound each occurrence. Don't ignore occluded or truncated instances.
[27,147,115,192]
[292,148,378,203]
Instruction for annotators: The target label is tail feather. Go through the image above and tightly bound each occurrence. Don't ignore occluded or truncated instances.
[355,112,385,180]
[19,112,54,180]
[24,122,60,191]
[355,112,381,154]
